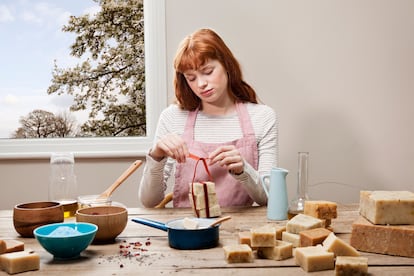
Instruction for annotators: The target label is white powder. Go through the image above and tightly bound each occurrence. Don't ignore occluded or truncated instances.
[48,226,81,237]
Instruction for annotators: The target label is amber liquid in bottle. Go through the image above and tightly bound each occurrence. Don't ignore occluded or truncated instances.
[288,152,309,219]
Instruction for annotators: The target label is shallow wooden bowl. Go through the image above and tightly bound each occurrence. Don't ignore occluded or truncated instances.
[13,201,64,238]
[76,205,128,243]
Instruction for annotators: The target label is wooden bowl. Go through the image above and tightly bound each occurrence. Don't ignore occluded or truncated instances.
[13,201,64,238]
[76,206,128,243]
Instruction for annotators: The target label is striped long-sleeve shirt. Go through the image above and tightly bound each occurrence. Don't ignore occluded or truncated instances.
[139,102,279,207]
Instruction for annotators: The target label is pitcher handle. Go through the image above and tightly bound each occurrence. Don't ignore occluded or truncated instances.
[261,174,270,197]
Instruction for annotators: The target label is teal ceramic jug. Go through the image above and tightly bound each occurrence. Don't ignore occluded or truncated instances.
[261,168,289,220]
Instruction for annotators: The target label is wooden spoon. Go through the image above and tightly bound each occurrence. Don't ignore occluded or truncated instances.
[206,215,232,228]
[98,160,143,199]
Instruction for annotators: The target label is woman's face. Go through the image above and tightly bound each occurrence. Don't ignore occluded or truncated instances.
[183,59,229,105]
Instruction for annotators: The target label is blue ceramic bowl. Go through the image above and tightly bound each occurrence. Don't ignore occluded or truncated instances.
[33,222,98,259]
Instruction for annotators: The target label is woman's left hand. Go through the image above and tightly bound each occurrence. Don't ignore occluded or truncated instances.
[208,145,244,175]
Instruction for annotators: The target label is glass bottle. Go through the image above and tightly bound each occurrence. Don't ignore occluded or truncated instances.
[49,152,78,218]
[288,152,310,219]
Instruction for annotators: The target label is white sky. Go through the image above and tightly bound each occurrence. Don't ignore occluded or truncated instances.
[0,0,100,138]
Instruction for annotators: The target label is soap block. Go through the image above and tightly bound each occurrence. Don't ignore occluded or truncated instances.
[257,240,293,261]
[304,200,337,219]
[0,250,40,274]
[0,240,24,255]
[250,225,276,247]
[300,227,332,247]
[223,244,253,263]
[335,256,368,276]
[359,190,414,225]
[0,240,5,254]
[295,245,335,272]
[322,232,360,257]
[182,217,199,230]
[282,231,300,248]
[350,215,414,258]
[238,231,255,249]
[286,214,324,234]
[275,225,286,240]
[189,182,221,218]
[193,204,221,218]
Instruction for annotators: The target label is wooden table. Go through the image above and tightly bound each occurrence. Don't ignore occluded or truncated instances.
[1,204,413,275]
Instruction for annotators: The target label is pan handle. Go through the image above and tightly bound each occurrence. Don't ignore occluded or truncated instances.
[131,218,168,232]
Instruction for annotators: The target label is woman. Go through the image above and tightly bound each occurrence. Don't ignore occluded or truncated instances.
[139,28,278,208]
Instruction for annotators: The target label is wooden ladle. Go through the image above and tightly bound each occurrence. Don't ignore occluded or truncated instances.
[206,215,232,228]
[98,160,143,200]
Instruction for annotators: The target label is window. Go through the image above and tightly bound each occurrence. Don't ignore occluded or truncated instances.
[0,0,167,159]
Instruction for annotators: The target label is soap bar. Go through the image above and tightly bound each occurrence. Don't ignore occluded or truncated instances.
[250,225,276,247]
[286,214,324,234]
[182,217,199,229]
[335,256,368,276]
[238,231,254,248]
[0,240,25,255]
[300,227,332,247]
[359,190,414,225]
[0,250,40,274]
[322,232,360,257]
[257,240,293,261]
[223,244,253,263]
[304,200,338,219]
[295,245,335,272]
[350,215,414,258]
[192,204,221,218]
[190,181,217,195]
[281,231,300,248]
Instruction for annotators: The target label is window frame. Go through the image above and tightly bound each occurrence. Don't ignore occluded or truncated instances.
[0,0,167,159]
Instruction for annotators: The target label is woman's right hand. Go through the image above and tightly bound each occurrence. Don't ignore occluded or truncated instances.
[149,133,189,163]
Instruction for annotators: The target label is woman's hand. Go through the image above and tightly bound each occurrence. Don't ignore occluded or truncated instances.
[208,145,244,174]
[149,133,189,163]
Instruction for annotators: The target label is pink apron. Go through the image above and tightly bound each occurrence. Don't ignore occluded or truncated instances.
[173,102,258,207]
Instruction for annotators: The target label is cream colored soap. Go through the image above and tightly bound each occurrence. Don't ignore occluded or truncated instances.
[282,231,300,248]
[257,240,293,261]
[322,232,360,257]
[335,256,368,276]
[359,190,414,225]
[286,214,324,234]
[250,225,276,247]
[0,250,40,274]
[295,245,335,272]
[182,217,199,229]
[4,240,24,254]
[193,204,221,218]
[223,244,253,263]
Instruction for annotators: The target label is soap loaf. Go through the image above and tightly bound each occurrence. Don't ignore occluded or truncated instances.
[359,190,414,225]
[350,215,414,258]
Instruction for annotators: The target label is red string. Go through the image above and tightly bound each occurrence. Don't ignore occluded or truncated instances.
[189,153,214,217]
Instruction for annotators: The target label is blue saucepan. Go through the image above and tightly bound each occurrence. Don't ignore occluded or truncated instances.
[131,217,219,250]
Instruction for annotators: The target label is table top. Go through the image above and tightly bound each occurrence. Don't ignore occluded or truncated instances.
[1,204,414,275]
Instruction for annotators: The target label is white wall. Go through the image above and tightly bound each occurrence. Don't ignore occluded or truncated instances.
[165,0,414,203]
[0,0,413,209]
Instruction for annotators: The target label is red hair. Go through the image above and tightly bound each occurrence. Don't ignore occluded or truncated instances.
[173,28,258,110]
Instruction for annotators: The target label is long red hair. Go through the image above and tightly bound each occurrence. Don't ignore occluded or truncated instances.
[173,28,258,111]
